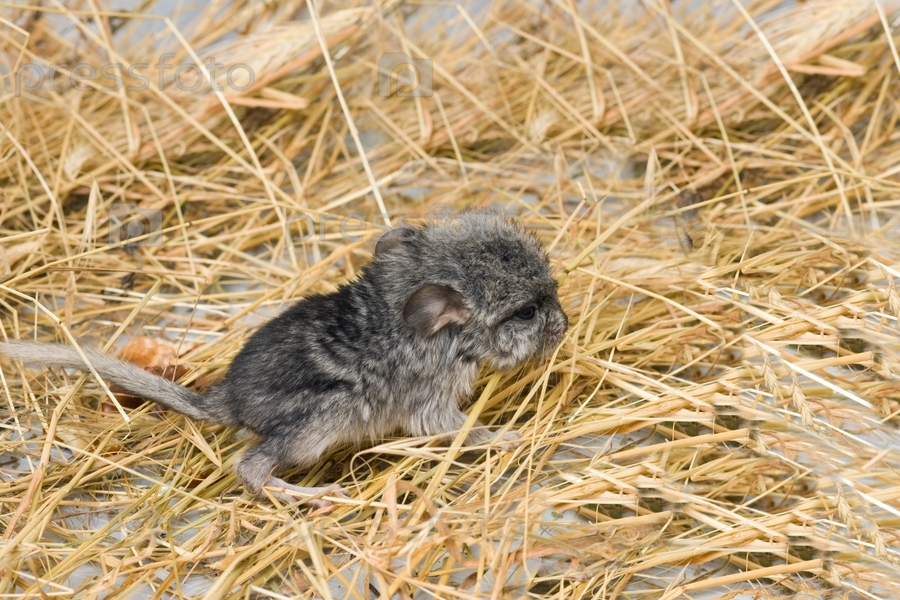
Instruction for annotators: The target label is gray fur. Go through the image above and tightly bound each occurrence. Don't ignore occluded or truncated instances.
[0,341,226,422]
[0,212,568,507]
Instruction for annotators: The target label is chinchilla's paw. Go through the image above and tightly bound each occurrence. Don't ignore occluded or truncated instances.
[495,429,523,451]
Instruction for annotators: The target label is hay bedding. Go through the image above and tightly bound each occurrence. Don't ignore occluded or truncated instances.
[1,0,899,597]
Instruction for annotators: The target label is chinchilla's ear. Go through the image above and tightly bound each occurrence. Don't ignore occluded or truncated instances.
[402,284,470,336]
[375,225,418,257]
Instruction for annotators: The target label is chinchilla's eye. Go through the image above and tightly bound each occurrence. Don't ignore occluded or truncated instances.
[515,303,537,321]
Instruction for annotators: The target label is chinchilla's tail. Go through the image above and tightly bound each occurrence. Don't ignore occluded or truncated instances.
[0,341,228,423]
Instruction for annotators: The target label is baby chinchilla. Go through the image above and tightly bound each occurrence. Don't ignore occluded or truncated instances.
[0,212,568,507]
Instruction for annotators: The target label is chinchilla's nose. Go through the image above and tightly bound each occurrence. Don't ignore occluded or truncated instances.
[543,307,568,348]
[558,308,569,334]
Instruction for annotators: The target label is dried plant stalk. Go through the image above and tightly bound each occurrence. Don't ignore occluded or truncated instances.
[1,0,899,598]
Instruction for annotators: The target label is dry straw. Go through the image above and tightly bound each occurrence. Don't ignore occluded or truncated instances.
[1,0,899,597]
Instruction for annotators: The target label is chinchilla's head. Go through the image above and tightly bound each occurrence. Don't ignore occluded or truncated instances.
[369,211,568,371]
